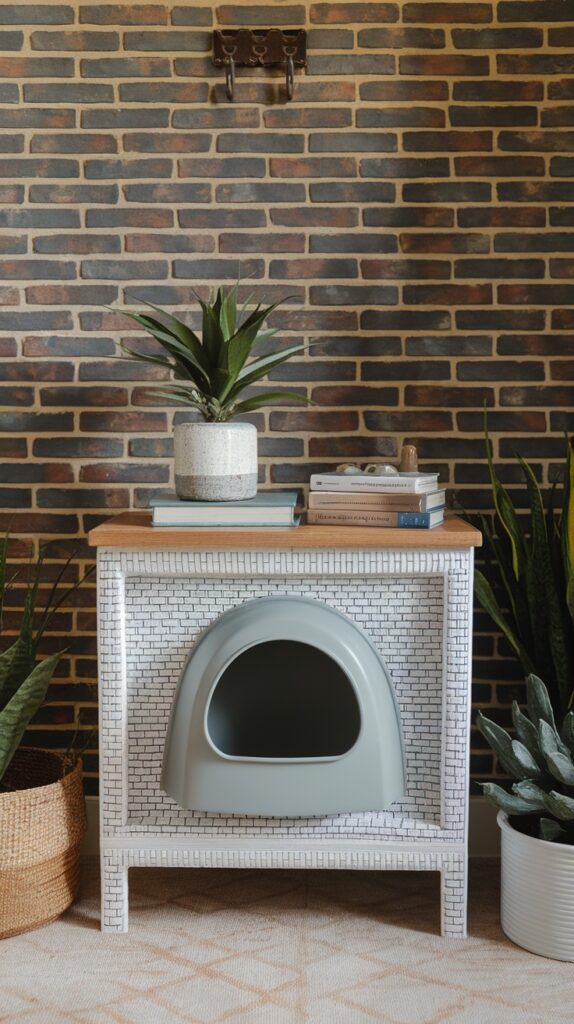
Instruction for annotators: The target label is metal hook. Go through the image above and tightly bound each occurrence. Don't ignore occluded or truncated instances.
[285,53,294,101]
[225,55,235,101]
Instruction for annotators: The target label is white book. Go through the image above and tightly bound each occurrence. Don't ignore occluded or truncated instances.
[310,472,439,495]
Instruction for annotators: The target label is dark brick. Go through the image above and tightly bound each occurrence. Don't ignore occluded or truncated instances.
[403,3,493,21]
[552,410,574,430]
[458,206,545,227]
[454,27,541,47]
[172,7,213,24]
[456,309,545,330]
[31,30,119,50]
[455,258,544,278]
[80,412,167,433]
[31,133,117,154]
[0,5,73,23]
[220,234,304,253]
[269,310,358,331]
[30,184,118,205]
[79,358,167,381]
[310,182,395,203]
[550,207,574,227]
[309,436,395,457]
[180,157,265,178]
[406,335,492,356]
[499,182,574,204]
[309,132,397,153]
[3,159,79,179]
[400,54,488,75]
[310,285,397,304]
[215,183,306,203]
[26,285,118,305]
[174,258,264,279]
[549,28,574,46]
[362,361,450,380]
[272,207,358,227]
[551,259,574,278]
[86,209,173,228]
[37,488,129,509]
[81,259,167,280]
[458,361,544,381]
[268,361,355,382]
[501,386,574,406]
[454,80,543,102]
[402,182,491,203]
[0,311,72,330]
[361,258,450,278]
[542,107,574,127]
[270,411,359,433]
[80,462,169,483]
[0,387,33,406]
[34,437,123,458]
[0,260,75,280]
[310,234,398,254]
[83,108,170,129]
[179,208,266,228]
[0,360,74,383]
[308,54,394,75]
[0,236,26,254]
[361,309,451,330]
[310,4,399,22]
[449,105,537,128]
[0,185,23,203]
[119,82,208,102]
[270,157,356,178]
[499,284,574,305]
[307,28,354,47]
[0,412,73,432]
[123,132,210,153]
[359,26,444,46]
[126,233,213,253]
[23,335,115,357]
[364,207,454,227]
[0,56,74,75]
[550,361,574,380]
[217,4,305,23]
[172,56,218,78]
[498,1,572,20]
[81,56,169,76]
[405,284,492,305]
[217,133,304,154]
[455,156,544,176]
[500,131,574,152]
[549,80,574,101]
[551,157,574,176]
[124,30,209,49]
[498,334,574,356]
[80,4,167,23]
[360,80,448,101]
[495,233,574,253]
[364,411,453,431]
[400,232,490,253]
[406,385,494,407]
[0,30,23,48]
[0,514,78,534]
[40,386,127,407]
[358,108,444,129]
[312,336,401,356]
[85,158,172,179]
[34,235,119,256]
[174,108,260,129]
[269,259,357,280]
[24,83,113,103]
[362,157,450,178]
[0,437,26,457]
[403,130,492,152]
[498,55,574,76]
[123,183,209,205]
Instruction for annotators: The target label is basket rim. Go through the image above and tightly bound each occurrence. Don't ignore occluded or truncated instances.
[0,748,83,808]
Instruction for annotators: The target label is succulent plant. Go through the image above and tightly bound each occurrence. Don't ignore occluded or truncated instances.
[473,432,574,718]
[479,673,574,843]
[114,284,310,423]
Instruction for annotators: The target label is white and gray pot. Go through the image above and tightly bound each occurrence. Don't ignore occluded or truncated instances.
[174,421,257,502]
[499,810,574,961]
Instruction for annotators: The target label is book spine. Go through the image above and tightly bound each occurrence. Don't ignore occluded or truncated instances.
[309,475,436,493]
[307,510,438,528]
[308,492,429,511]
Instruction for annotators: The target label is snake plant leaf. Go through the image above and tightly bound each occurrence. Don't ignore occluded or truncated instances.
[0,650,62,782]
[512,700,543,764]
[231,391,310,415]
[485,412,525,579]
[511,739,544,779]
[563,437,574,627]
[512,780,549,809]
[538,718,568,760]
[561,711,574,753]
[544,790,574,821]
[229,343,307,395]
[527,673,558,732]
[477,712,535,779]
[546,749,574,786]
[196,296,225,365]
[219,281,238,340]
[474,570,534,672]
[138,300,205,360]
[480,782,542,815]
[540,817,567,841]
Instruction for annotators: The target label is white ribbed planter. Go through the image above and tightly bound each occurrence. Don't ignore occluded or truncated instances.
[174,421,257,501]
[499,810,574,961]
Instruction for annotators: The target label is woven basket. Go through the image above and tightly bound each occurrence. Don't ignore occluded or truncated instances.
[0,748,87,939]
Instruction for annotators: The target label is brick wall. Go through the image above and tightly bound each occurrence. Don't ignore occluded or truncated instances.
[1,0,573,793]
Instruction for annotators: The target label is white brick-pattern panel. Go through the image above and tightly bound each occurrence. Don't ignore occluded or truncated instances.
[97,545,474,937]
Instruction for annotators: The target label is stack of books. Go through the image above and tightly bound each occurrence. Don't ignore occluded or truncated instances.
[150,490,300,528]
[307,471,446,529]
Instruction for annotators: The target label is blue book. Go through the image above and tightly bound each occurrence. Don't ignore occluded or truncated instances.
[150,490,300,527]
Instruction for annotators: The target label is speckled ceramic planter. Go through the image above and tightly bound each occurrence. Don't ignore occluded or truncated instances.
[174,421,257,501]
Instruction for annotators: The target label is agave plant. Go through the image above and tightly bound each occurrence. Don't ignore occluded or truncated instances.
[479,674,574,843]
[474,432,574,718]
[0,542,93,783]
[114,284,310,423]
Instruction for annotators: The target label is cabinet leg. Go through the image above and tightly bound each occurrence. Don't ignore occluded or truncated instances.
[440,857,467,938]
[101,850,129,933]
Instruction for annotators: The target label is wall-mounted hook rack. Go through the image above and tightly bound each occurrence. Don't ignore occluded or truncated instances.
[212,28,307,101]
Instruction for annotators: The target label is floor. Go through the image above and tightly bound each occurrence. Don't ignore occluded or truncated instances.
[1,859,572,1024]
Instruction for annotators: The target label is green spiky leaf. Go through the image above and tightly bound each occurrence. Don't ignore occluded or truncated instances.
[480,782,540,815]
[540,817,567,841]
[0,650,62,782]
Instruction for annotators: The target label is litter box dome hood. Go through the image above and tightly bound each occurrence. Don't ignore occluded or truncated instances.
[161,596,405,817]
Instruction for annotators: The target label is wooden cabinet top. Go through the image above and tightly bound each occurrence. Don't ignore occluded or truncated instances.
[88,512,481,550]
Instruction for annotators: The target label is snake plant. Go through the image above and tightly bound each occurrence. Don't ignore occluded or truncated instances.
[0,542,93,783]
[479,674,574,843]
[474,434,574,718]
[114,284,310,423]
